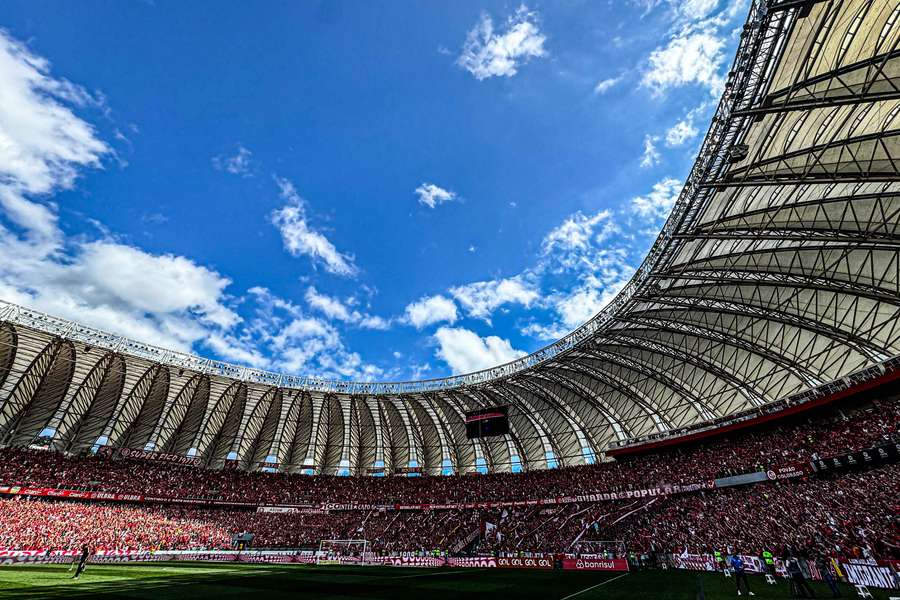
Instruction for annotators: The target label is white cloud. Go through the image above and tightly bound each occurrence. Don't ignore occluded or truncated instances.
[212,145,253,177]
[457,5,547,81]
[628,0,664,14]
[523,245,635,341]
[636,0,746,99]
[0,30,247,354]
[0,30,108,242]
[664,101,714,147]
[404,295,458,329]
[519,321,566,342]
[270,176,358,277]
[76,242,238,328]
[205,332,269,368]
[271,315,336,351]
[450,276,539,321]
[0,239,239,352]
[409,363,432,379]
[415,182,457,208]
[631,0,728,26]
[631,176,682,221]
[537,209,627,322]
[244,287,383,380]
[273,317,352,375]
[554,274,628,329]
[593,75,622,95]
[665,118,699,146]
[675,0,721,21]
[541,209,615,260]
[433,327,526,374]
[141,212,168,225]
[304,286,390,330]
[640,135,661,168]
[0,30,385,381]
[521,175,691,342]
[642,30,726,97]
[358,314,391,330]
[305,286,352,321]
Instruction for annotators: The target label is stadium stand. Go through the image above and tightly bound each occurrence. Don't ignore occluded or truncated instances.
[0,395,896,559]
[1,394,896,504]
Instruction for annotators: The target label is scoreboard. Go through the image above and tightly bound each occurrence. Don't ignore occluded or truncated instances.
[465,405,510,439]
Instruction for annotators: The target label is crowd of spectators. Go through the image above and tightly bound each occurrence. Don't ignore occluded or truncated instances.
[0,397,896,557]
[1,461,896,557]
[600,464,900,561]
[0,498,231,551]
[0,398,895,509]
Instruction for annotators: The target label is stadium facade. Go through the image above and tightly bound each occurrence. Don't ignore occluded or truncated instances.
[0,0,899,474]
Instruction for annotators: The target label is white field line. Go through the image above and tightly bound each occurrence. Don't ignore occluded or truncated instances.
[560,572,629,600]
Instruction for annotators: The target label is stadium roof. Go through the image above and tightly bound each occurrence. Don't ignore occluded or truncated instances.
[1,0,899,474]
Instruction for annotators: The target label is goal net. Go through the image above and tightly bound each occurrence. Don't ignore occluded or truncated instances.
[569,539,627,558]
[318,539,373,563]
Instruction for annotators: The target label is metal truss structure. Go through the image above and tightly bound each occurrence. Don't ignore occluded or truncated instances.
[1,0,899,474]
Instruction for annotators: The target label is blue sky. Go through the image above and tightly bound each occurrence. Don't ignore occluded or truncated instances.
[0,0,747,381]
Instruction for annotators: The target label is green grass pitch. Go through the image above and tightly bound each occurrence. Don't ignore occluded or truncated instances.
[0,563,892,599]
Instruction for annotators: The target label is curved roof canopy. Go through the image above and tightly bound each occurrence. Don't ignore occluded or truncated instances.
[1,0,899,473]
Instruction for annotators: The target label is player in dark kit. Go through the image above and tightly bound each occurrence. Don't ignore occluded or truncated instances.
[72,545,90,579]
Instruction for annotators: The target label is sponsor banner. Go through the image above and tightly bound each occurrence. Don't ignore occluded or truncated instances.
[143,496,259,507]
[667,554,820,580]
[239,554,294,564]
[496,556,553,570]
[766,463,810,481]
[1,556,74,566]
[448,557,497,568]
[178,553,236,562]
[256,506,324,514]
[562,558,629,572]
[114,447,203,468]
[736,555,770,575]
[715,472,768,488]
[670,554,716,571]
[292,555,318,565]
[394,466,424,474]
[377,556,445,568]
[324,503,394,512]
[393,482,715,512]
[0,550,46,557]
[0,549,149,558]
[841,560,900,590]
[1,553,170,566]
[0,477,736,514]
[0,485,144,503]
[2,550,341,567]
[812,441,900,474]
[570,481,715,503]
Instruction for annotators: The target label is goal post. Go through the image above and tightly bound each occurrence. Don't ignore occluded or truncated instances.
[318,539,373,562]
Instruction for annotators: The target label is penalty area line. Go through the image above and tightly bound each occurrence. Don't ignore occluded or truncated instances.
[559,572,629,600]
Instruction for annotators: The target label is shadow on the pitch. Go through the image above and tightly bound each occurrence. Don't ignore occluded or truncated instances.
[0,565,609,600]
